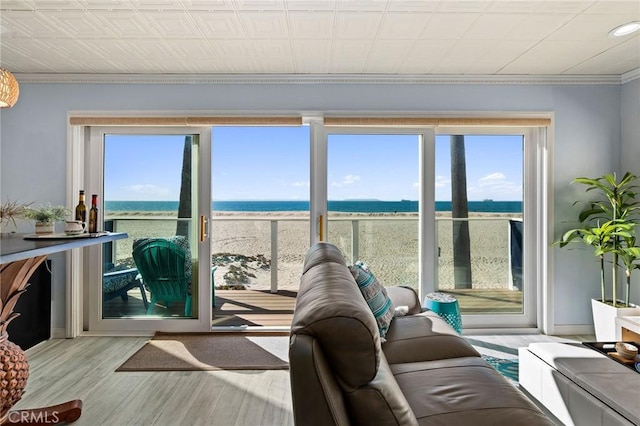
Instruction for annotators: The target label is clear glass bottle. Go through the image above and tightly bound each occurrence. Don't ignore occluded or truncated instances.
[88,194,98,233]
[75,190,86,227]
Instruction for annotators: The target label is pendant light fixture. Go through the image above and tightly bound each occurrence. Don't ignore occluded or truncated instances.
[0,68,19,108]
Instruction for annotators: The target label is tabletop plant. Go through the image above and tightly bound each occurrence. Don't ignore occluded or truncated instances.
[0,199,31,230]
[555,172,640,307]
[22,203,70,224]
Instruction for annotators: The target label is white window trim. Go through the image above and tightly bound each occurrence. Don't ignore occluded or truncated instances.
[65,111,553,335]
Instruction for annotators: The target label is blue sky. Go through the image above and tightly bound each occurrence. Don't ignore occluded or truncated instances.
[104,128,523,202]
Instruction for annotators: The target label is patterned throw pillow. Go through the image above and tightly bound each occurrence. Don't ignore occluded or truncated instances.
[348,261,395,341]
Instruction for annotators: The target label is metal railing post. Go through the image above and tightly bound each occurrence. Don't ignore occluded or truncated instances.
[271,220,278,293]
[351,220,359,264]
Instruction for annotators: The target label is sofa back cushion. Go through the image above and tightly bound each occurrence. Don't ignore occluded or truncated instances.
[302,241,347,273]
[291,243,418,425]
[292,260,380,388]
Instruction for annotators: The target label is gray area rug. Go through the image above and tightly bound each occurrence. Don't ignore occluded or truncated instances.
[116,332,290,371]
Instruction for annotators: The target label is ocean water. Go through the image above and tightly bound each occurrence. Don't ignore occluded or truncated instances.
[105,200,522,214]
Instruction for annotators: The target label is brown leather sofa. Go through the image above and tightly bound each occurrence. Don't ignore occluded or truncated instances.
[289,242,553,425]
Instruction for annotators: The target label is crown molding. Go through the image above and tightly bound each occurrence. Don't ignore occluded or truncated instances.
[621,68,640,84]
[14,73,627,86]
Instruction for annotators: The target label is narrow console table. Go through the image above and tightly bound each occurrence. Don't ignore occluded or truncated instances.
[519,342,640,426]
[0,232,127,425]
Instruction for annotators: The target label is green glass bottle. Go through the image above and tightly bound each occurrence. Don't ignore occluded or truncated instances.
[75,190,86,227]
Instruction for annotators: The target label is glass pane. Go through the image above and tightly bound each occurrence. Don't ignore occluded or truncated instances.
[435,134,524,314]
[327,134,420,291]
[211,127,310,327]
[102,134,198,319]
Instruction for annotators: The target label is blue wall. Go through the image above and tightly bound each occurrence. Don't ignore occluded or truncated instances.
[1,77,636,333]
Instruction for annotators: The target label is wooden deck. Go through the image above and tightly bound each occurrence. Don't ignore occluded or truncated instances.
[443,289,523,314]
[103,287,523,327]
[212,287,523,327]
[213,289,297,327]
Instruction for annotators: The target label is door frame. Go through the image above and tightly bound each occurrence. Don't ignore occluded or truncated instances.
[433,125,547,329]
[68,125,212,334]
[65,114,551,335]
[319,124,548,330]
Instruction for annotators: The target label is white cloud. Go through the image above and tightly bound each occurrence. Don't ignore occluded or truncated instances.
[469,172,522,199]
[331,174,360,187]
[123,184,171,199]
[343,174,360,184]
[435,175,450,188]
[478,172,506,185]
[291,181,309,188]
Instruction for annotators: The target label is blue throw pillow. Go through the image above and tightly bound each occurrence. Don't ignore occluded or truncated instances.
[348,261,395,341]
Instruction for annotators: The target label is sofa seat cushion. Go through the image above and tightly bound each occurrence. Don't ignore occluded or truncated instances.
[391,357,555,426]
[383,311,480,364]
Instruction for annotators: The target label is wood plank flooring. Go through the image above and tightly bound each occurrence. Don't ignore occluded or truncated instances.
[14,337,293,426]
[14,333,592,426]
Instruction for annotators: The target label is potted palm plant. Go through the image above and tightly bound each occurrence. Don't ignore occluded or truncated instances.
[22,203,70,234]
[556,172,640,340]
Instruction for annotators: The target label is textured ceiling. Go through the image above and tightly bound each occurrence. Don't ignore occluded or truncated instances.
[1,0,639,77]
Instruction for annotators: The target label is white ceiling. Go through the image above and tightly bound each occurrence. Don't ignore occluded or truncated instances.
[0,0,639,77]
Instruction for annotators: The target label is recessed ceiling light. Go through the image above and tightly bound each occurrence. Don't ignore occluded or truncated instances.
[609,21,640,37]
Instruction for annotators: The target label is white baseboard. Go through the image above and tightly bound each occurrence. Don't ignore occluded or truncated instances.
[551,325,595,336]
[51,328,67,339]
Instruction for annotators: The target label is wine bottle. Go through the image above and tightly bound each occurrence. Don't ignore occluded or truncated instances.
[75,190,86,227]
[88,194,99,234]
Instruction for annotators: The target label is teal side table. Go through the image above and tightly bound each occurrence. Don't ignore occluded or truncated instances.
[424,292,462,334]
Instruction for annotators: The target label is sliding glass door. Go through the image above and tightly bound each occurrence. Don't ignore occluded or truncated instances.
[321,126,542,329]
[210,126,309,327]
[434,128,539,328]
[325,131,425,292]
[85,127,212,332]
[74,120,546,333]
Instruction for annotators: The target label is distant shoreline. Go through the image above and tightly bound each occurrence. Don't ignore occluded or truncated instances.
[106,210,522,219]
[105,199,524,215]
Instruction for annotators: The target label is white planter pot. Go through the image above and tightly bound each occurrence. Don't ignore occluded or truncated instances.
[591,298,640,341]
[35,222,54,234]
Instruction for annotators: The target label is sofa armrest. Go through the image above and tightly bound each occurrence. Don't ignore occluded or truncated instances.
[386,286,422,315]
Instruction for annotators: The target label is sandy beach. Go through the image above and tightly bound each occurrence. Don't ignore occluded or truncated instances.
[107,211,522,292]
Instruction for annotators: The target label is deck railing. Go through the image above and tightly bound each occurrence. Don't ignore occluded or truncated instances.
[105,215,522,294]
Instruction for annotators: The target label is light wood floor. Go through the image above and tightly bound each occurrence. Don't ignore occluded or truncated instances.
[13,333,593,426]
